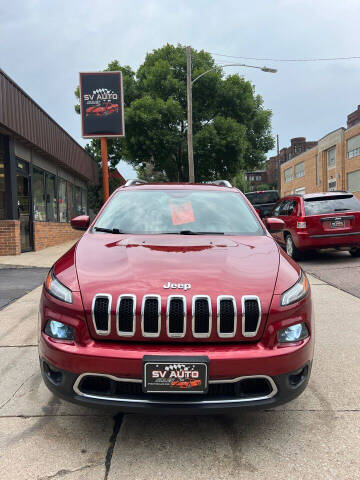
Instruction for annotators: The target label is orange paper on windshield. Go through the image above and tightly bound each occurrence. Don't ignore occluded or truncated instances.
[170,201,195,225]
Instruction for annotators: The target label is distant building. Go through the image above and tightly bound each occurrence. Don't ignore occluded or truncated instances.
[245,170,267,191]
[280,106,360,200]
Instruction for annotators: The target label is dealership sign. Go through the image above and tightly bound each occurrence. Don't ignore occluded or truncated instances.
[79,71,125,138]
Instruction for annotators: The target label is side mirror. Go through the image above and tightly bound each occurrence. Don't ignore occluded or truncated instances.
[264,217,285,233]
[71,215,90,231]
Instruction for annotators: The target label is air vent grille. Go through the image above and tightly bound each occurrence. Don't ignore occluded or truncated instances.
[193,297,211,337]
[93,296,111,333]
[168,297,185,336]
[219,298,236,336]
[242,297,261,336]
[142,296,160,336]
[117,296,135,335]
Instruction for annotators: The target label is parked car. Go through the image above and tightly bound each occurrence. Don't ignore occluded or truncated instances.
[86,103,119,117]
[39,180,313,414]
[245,190,280,218]
[267,191,360,260]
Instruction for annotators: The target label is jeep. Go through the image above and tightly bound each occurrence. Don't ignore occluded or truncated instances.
[39,180,313,414]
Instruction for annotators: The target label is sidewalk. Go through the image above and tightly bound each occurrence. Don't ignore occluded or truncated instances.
[0,240,77,268]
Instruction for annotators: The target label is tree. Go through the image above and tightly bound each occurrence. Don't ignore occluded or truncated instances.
[231,171,250,192]
[75,44,274,185]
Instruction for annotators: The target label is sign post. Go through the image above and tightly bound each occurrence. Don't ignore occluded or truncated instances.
[79,71,125,203]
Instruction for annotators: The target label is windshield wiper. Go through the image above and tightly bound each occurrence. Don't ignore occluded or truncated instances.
[179,230,224,235]
[334,208,351,211]
[94,227,123,234]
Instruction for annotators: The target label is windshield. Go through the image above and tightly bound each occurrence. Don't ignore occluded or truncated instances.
[304,195,360,215]
[245,191,280,205]
[94,190,263,235]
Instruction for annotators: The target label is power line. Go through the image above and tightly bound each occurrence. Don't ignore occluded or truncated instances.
[209,52,360,62]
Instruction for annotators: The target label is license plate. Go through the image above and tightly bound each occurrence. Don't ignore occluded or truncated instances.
[330,219,345,228]
[143,356,208,394]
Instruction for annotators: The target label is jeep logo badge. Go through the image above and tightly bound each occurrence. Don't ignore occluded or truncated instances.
[163,282,191,291]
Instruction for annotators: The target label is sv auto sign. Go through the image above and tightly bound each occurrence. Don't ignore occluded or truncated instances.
[79,71,125,138]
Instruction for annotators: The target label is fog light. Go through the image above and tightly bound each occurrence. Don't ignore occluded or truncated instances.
[45,320,74,340]
[278,323,309,343]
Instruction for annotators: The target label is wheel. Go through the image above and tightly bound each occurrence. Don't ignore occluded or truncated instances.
[349,248,360,258]
[285,234,301,261]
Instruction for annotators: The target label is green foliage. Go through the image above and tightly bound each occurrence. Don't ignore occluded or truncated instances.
[75,44,274,184]
[257,183,271,191]
[231,171,250,193]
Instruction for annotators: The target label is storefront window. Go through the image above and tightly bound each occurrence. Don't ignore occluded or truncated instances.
[81,188,87,215]
[46,173,57,222]
[74,186,82,217]
[33,167,46,221]
[58,178,67,222]
[0,158,5,219]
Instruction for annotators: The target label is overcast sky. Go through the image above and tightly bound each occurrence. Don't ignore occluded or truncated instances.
[1,0,360,179]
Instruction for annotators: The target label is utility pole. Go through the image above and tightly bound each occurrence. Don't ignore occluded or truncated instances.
[100,137,110,202]
[276,134,280,155]
[186,46,195,183]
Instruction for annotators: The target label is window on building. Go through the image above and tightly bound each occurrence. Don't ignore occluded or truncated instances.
[328,179,337,191]
[81,189,87,215]
[347,134,360,158]
[58,178,68,222]
[46,172,57,222]
[73,186,82,217]
[294,161,305,179]
[347,170,360,192]
[0,157,5,220]
[33,167,46,221]
[284,167,293,182]
[327,147,336,168]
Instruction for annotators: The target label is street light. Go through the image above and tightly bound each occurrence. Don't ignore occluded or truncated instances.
[186,46,277,183]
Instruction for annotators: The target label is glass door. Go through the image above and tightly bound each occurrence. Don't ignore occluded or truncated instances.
[16,160,32,252]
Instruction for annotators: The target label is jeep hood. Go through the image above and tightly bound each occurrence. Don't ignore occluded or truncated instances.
[75,233,280,309]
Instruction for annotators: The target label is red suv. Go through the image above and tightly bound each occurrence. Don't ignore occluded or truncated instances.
[269,191,360,260]
[39,181,313,414]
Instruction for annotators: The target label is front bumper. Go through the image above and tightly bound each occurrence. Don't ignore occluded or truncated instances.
[40,358,311,414]
[39,331,313,413]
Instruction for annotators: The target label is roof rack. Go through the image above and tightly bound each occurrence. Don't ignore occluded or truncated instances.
[124,179,147,187]
[211,180,232,188]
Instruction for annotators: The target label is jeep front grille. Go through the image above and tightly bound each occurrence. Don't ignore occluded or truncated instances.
[242,296,261,337]
[92,294,111,335]
[116,295,136,336]
[167,296,186,337]
[192,296,212,338]
[141,295,161,337]
[217,296,237,337]
[90,294,261,339]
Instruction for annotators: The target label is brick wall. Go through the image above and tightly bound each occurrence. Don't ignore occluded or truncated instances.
[33,222,82,251]
[0,220,21,255]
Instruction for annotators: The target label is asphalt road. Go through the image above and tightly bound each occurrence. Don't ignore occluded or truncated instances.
[299,249,360,298]
[0,266,49,309]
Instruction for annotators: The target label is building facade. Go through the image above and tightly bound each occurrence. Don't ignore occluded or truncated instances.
[0,69,98,255]
[280,106,360,200]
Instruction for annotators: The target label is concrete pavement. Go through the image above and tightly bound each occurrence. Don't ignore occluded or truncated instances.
[0,244,359,479]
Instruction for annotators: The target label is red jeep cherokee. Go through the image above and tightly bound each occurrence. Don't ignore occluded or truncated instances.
[39,181,313,414]
[269,191,360,260]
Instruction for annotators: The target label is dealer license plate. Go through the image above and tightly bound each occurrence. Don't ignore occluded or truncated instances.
[143,356,208,394]
[330,219,345,228]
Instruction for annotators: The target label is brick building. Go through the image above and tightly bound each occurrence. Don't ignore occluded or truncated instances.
[244,170,268,191]
[280,106,360,200]
[0,69,98,255]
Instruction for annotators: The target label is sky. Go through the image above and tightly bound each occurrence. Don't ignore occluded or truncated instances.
[1,0,360,179]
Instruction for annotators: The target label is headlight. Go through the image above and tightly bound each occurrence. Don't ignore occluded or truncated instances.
[278,323,309,343]
[45,268,73,303]
[281,271,309,306]
[44,320,74,340]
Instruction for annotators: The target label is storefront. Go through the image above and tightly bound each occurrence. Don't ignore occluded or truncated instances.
[0,69,98,255]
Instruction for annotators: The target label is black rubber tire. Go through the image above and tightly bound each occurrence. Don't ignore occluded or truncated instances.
[349,248,360,258]
[285,234,302,261]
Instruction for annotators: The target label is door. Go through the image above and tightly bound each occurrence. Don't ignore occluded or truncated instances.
[16,161,32,252]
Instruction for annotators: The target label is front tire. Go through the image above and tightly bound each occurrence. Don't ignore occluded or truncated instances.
[285,234,301,261]
[350,248,360,258]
